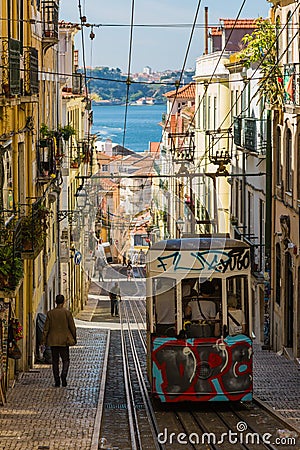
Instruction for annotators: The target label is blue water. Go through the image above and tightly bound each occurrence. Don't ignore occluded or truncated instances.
[92,104,165,153]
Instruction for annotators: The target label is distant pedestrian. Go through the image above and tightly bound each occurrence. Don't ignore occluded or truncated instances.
[126,259,133,281]
[122,253,127,266]
[109,282,121,317]
[96,258,105,282]
[41,294,77,387]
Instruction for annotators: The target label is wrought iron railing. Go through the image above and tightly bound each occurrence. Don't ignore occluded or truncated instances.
[168,131,195,162]
[206,128,232,165]
[0,217,23,294]
[18,198,49,258]
[37,138,56,180]
[283,62,300,106]
[42,1,59,40]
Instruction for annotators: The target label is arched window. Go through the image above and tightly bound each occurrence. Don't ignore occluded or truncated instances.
[276,127,282,186]
[286,129,293,193]
[287,12,293,63]
[275,244,281,305]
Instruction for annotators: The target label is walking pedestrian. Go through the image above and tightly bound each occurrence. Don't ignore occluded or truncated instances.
[41,294,77,387]
[96,258,105,282]
[122,253,127,266]
[126,259,133,281]
[109,282,121,317]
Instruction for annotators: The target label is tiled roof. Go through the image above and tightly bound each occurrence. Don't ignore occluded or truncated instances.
[164,82,196,99]
[220,19,257,29]
[210,27,222,36]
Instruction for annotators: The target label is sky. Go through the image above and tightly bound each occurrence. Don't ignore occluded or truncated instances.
[59,0,271,73]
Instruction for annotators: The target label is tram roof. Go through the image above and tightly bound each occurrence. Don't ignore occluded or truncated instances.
[150,237,249,251]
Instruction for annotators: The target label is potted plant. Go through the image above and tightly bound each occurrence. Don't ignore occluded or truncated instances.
[59,124,76,141]
[39,123,53,147]
[70,157,80,168]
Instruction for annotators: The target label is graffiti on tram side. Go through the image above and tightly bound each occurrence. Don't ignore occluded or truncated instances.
[155,248,250,273]
[151,335,253,402]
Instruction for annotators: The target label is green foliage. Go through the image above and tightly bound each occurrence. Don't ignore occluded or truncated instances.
[58,124,76,141]
[0,245,23,289]
[239,18,284,108]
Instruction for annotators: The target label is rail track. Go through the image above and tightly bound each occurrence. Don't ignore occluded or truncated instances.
[93,293,298,450]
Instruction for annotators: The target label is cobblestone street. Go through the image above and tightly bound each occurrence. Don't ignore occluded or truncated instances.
[0,325,108,450]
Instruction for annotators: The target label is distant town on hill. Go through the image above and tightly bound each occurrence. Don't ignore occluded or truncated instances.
[84,66,195,105]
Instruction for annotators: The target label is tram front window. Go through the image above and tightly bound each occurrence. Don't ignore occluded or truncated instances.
[153,277,176,336]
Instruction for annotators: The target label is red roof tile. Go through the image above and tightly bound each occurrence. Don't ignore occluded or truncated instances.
[220,19,257,29]
[210,27,222,36]
[164,82,196,99]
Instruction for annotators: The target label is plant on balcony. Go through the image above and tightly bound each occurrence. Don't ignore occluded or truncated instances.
[21,203,50,252]
[70,157,80,168]
[238,18,284,109]
[39,123,54,147]
[0,245,23,291]
[58,124,76,141]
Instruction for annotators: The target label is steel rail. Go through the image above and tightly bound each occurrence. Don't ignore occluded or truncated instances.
[91,330,111,450]
[127,299,146,352]
[119,306,141,450]
[122,300,165,450]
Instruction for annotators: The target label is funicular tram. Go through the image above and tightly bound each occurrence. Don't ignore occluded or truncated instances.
[146,237,253,403]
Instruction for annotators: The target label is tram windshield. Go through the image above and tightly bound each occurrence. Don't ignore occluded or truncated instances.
[151,275,250,338]
[153,277,176,336]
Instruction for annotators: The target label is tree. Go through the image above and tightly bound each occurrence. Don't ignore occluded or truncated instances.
[238,18,284,108]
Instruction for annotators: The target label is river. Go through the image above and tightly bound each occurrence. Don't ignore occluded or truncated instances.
[92,104,165,153]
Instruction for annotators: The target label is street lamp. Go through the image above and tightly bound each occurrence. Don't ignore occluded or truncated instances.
[176,216,184,238]
[75,186,87,211]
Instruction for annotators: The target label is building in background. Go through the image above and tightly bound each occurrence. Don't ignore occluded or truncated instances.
[268,0,300,359]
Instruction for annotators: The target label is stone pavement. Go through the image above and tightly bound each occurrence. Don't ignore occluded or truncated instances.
[253,343,300,432]
[0,325,108,450]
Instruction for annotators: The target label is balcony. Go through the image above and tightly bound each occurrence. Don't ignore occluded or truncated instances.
[233,117,267,155]
[283,63,300,107]
[168,131,195,162]
[19,199,50,258]
[1,38,21,97]
[42,1,59,49]
[206,128,232,165]
[37,138,56,182]
[24,47,39,95]
[0,219,23,297]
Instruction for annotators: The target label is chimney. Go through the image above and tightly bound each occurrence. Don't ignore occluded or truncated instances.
[205,7,209,55]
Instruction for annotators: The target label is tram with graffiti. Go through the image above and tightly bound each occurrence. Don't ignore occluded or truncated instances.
[146,237,253,403]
